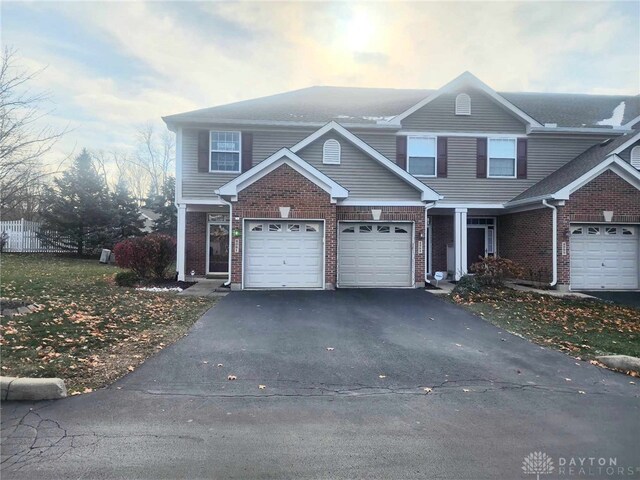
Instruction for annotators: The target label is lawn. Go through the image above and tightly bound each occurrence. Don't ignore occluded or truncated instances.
[0,254,216,392]
[452,289,640,361]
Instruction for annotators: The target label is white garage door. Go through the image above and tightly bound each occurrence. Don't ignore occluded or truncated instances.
[244,221,323,289]
[338,222,413,287]
[570,225,638,290]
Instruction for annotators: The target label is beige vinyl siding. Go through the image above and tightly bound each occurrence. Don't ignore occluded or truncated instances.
[421,136,605,202]
[402,87,527,133]
[358,132,397,160]
[298,133,421,201]
[617,141,639,163]
[181,127,314,198]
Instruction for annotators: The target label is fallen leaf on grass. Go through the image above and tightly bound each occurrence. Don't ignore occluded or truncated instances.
[227,375,237,381]
[127,365,135,372]
[83,387,93,393]
[423,387,432,393]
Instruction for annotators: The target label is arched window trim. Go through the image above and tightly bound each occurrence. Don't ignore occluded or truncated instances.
[323,138,341,164]
[630,145,640,170]
[455,93,471,116]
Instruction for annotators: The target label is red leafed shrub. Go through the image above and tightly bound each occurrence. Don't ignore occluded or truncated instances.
[114,234,176,280]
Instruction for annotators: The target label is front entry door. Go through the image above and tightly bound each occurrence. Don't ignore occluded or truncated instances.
[208,224,229,274]
[467,228,485,269]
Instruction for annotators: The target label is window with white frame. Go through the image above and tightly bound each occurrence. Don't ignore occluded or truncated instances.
[631,146,640,170]
[407,136,436,176]
[455,93,471,115]
[210,131,241,172]
[323,139,341,164]
[488,138,517,178]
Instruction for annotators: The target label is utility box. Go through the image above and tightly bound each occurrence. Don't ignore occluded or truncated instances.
[99,249,111,264]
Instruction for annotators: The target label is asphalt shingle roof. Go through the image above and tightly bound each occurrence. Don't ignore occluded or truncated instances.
[510,133,636,202]
[164,86,639,128]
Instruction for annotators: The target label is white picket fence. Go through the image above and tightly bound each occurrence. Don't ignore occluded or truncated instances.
[0,219,71,253]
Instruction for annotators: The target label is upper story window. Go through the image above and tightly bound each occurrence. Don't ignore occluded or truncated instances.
[455,93,471,115]
[407,136,436,177]
[631,145,640,170]
[210,131,241,172]
[323,139,341,164]
[488,138,517,178]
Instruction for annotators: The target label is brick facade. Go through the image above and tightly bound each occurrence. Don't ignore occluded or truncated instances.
[185,212,207,276]
[230,164,337,288]
[498,209,553,283]
[556,170,640,286]
[430,215,453,274]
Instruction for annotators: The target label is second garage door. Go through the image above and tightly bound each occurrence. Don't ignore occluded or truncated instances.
[244,221,323,289]
[338,222,413,287]
[570,224,638,290]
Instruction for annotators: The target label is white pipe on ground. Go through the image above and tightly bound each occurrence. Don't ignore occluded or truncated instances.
[542,199,558,287]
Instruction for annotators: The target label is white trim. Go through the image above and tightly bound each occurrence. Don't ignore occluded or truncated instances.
[610,130,640,155]
[407,135,437,178]
[182,198,228,205]
[434,202,504,209]
[338,199,425,206]
[216,148,348,202]
[622,114,640,130]
[176,204,187,281]
[555,155,640,199]
[175,127,183,203]
[209,130,242,173]
[424,202,435,278]
[397,131,528,138]
[290,121,441,201]
[163,117,400,130]
[387,72,542,127]
[527,126,630,135]
[487,137,518,179]
[453,208,468,281]
[241,218,326,290]
[542,200,558,287]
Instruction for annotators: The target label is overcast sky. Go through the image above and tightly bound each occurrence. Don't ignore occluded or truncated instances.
[3,1,639,160]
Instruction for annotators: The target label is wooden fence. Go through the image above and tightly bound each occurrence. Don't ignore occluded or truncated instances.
[0,219,71,253]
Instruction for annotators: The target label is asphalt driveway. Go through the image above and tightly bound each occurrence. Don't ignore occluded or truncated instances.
[585,291,640,309]
[2,290,639,479]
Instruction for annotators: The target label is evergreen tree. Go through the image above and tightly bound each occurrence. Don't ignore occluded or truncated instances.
[147,176,176,235]
[111,179,144,242]
[40,149,115,255]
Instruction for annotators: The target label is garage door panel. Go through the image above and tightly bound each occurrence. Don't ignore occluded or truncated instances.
[244,221,323,289]
[338,222,413,288]
[571,225,638,290]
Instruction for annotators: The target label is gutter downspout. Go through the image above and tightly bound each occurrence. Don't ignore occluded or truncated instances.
[424,202,435,283]
[542,200,558,287]
[219,197,233,287]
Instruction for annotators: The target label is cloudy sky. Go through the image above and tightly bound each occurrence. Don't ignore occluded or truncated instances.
[3,1,639,160]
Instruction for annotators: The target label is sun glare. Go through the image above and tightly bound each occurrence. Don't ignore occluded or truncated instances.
[344,9,377,52]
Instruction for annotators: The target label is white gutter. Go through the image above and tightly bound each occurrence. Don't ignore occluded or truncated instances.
[219,197,234,287]
[542,200,558,287]
[424,202,435,283]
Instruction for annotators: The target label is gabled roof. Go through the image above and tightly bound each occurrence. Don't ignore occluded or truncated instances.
[216,148,348,203]
[163,75,639,130]
[290,121,441,202]
[508,131,640,205]
[387,72,542,127]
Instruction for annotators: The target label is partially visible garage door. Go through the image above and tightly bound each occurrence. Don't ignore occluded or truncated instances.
[570,225,638,290]
[338,222,413,287]
[244,221,323,289]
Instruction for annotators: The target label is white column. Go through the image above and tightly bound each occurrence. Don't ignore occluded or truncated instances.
[176,204,187,281]
[454,208,468,280]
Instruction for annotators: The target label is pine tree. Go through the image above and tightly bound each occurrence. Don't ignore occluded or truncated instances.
[111,179,144,242]
[147,176,176,235]
[40,149,116,255]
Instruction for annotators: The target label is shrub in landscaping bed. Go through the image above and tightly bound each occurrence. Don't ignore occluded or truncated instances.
[114,270,139,287]
[114,234,176,280]
[469,256,524,288]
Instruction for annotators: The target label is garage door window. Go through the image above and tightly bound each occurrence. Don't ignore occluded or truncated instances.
[377,225,390,233]
[306,224,320,232]
[287,224,300,232]
[587,226,600,235]
[269,224,282,232]
[395,227,408,233]
[359,225,373,233]
[605,227,617,235]
[571,227,583,235]
[622,228,634,236]
[249,223,263,232]
[342,226,355,233]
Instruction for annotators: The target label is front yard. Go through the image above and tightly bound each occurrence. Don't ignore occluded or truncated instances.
[0,254,216,392]
[452,288,640,362]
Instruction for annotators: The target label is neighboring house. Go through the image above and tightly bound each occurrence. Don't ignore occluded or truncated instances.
[163,72,640,291]
[139,208,160,233]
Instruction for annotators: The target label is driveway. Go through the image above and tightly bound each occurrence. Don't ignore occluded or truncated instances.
[585,290,640,309]
[2,290,639,479]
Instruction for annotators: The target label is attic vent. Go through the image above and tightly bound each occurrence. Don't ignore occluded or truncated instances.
[455,93,471,115]
[323,139,341,165]
[631,146,640,170]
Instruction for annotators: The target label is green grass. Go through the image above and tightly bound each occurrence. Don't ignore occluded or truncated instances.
[451,289,640,360]
[1,254,216,392]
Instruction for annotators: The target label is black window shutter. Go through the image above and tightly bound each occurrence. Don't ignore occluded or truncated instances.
[517,138,527,179]
[437,137,448,177]
[476,138,487,178]
[396,136,407,170]
[241,132,253,172]
[197,131,209,172]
